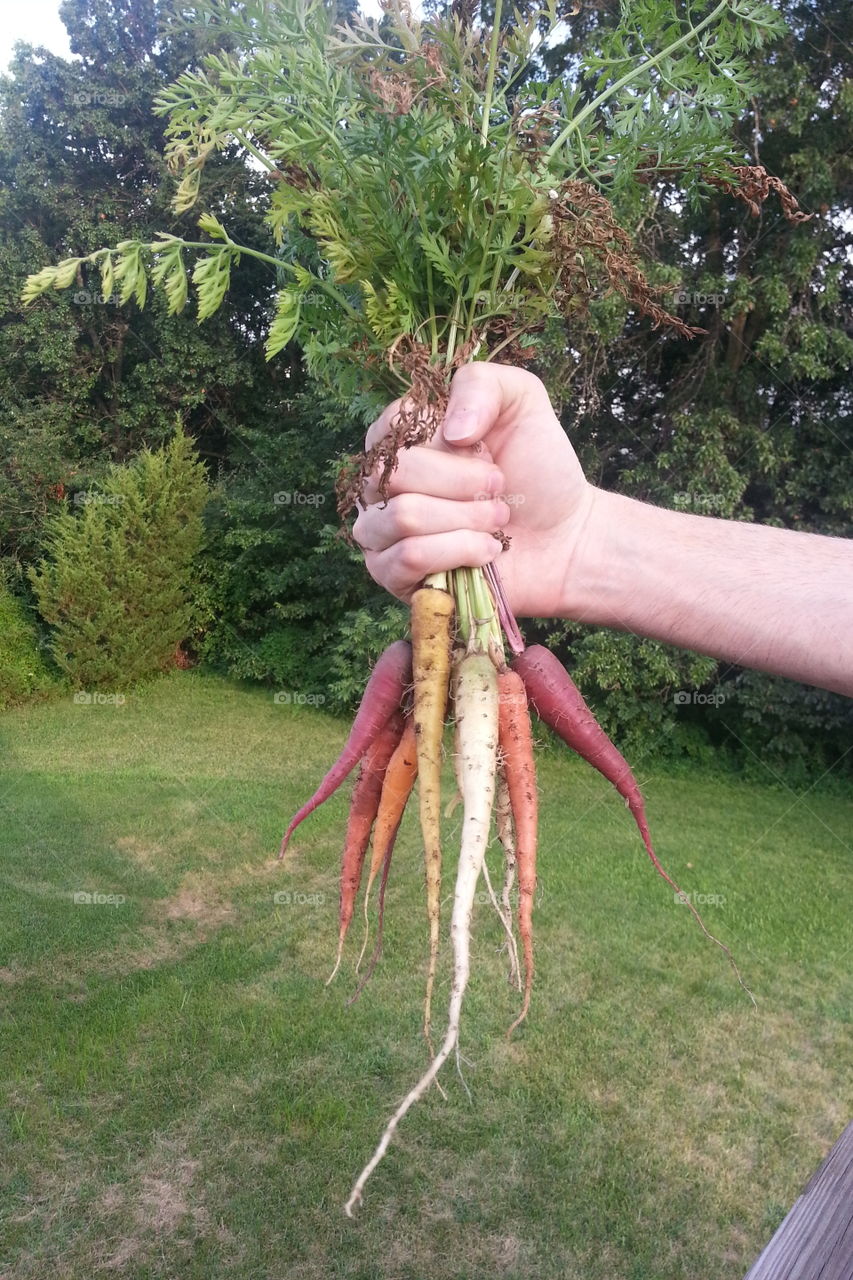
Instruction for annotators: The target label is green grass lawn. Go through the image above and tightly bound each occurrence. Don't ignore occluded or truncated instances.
[1,671,851,1279]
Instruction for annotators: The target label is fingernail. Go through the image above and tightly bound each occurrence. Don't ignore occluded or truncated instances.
[443,409,476,442]
[485,469,504,497]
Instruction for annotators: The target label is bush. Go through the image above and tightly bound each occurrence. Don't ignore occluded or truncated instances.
[327,603,410,713]
[716,670,853,784]
[541,623,719,761]
[29,428,210,689]
[0,574,56,709]
[198,387,393,709]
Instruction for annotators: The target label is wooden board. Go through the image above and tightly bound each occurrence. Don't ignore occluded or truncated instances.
[744,1120,853,1280]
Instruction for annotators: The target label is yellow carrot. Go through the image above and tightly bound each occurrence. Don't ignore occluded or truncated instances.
[410,582,455,1044]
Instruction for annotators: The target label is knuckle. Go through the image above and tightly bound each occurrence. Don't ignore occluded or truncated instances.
[351,509,368,547]
[385,559,415,599]
[390,494,423,540]
[475,531,501,562]
[359,458,387,505]
[452,361,489,389]
[364,551,391,592]
[469,498,504,529]
[397,538,426,578]
[513,366,541,389]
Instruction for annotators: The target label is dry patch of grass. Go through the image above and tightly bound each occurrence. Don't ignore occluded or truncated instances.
[156,874,235,932]
[96,1142,210,1272]
[1,921,215,996]
[114,835,168,869]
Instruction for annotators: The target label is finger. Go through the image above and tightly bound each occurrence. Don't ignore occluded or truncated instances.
[442,363,556,446]
[353,493,512,553]
[365,397,404,451]
[365,394,491,461]
[364,531,504,602]
[364,394,440,451]
[360,445,504,507]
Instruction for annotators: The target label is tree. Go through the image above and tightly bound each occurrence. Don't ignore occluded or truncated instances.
[535,0,853,773]
[8,0,849,773]
[0,0,284,563]
[199,384,406,711]
[30,426,210,686]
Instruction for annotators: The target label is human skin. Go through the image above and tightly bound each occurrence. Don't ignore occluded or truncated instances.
[352,363,853,698]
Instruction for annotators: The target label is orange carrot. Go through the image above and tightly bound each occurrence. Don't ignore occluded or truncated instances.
[494,763,521,991]
[359,717,418,950]
[347,809,404,1005]
[497,668,538,1034]
[349,719,417,1000]
[326,710,405,986]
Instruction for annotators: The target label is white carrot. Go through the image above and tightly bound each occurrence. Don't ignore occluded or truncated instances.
[344,651,498,1216]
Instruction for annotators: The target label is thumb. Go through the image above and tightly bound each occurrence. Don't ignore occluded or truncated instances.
[441,362,540,446]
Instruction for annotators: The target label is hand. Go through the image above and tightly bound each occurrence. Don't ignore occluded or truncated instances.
[353,363,596,617]
[353,362,853,693]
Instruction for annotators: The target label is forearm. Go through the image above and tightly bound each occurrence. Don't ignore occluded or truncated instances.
[567,490,853,696]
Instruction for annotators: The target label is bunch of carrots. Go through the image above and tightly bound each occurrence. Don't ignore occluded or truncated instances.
[278,561,752,1215]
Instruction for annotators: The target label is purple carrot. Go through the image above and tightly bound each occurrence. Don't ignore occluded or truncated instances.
[278,640,412,859]
[484,562,525,657]
[513,645,643,816]
[512,644,754,1002]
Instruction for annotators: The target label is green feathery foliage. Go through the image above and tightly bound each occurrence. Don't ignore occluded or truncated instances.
[22,0,788,420]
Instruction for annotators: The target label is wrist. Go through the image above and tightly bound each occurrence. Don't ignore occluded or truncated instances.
[558,488,689,633]
[558,485,624,625]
